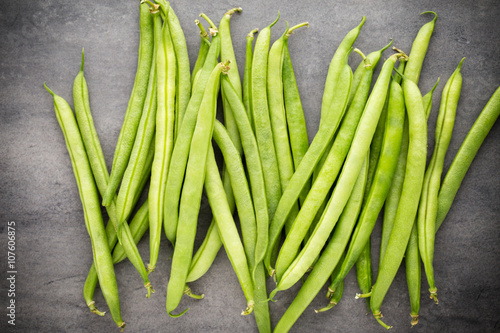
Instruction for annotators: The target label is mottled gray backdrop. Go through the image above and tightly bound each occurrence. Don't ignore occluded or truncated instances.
[1,0,499,332]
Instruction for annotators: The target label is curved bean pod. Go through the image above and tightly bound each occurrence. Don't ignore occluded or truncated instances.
[243,29,258,129]
[191,20,210,89]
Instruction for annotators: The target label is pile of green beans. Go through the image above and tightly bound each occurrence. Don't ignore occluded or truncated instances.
[45,2,499,331]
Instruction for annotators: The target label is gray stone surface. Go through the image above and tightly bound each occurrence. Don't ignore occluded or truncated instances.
[1,0,499,332]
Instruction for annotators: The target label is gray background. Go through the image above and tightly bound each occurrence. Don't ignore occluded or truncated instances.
[1,0,500,332]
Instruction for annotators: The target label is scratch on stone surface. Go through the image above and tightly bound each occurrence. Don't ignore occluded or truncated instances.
[45,274,81,285]
[476,288,484,301]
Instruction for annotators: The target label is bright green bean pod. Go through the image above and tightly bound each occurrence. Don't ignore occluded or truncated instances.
[282,23,310,203]
[404,11,438,85]
[186,220,221,283]
[73,52,153,304]
[274,60,353,280]
[243,29,258,129]
[45,84,124,329]
[156,0,191,137]
[328,75,406,296]
[191,20,210,89]
[114,46,157,234]
[220,7,243,155]
[356,240,373,313]
[212,121,256,268]
[251,13,281,267]
[166,62,224,317]
[320,17,365,124]
[270,53,404,298]
[221,77,271,331]
[370,74,427,330]
[148,9,176,272]
[274,154,368,333]
[163,16,220,246]
[418,59,464,304]
[436,86,500,230]
[315,250,346,313]
[266,47,355,276]
[102,3,154,206]
[205,146,255,315]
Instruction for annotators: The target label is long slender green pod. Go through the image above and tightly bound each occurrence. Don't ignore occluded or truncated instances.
[328,75,406,296]
[436,86,500,230]
[191,20,210,88]
[273,60,352,280]
[418,59,464,304]
[315,251,347,313]
[273,154,368,333]
[166,62,224,317]
[251,13,281,267]
[163,16,220,246]
[270,53,404,298]
[320,17,365,123]
[102,3,154,206]
[73,53,153,304]
[148,9,176,272]
[370,74,427,330]
[45,84,124,329]
[243,28,258,129]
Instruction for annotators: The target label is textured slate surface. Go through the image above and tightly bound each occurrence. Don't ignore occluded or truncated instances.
[1,0,499,332]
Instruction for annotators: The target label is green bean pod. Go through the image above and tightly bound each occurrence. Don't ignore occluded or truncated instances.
[166,62,224,317]
[191,20,210,89]
[404,11,438,84]
[355,240,373,313]
[163,16,220,246]
[436,86,500,230]
[418,59,464,304]
[315,250,346,313]
[282,24,310,204]
[102,3,154,206]
[370,74,427,330]
[114,47,156,234]
[148,10,177,272]
[270,53,404,299]
[221,76,271,332]
[73,53,153,302]
[273,59,353,280]
[205,146,255,315]
[273,154,368,333]
[45,85,124,330]
[328,76,406,296]
[243,29,258,129]
[320,16,365,124]
[251,12,281,266]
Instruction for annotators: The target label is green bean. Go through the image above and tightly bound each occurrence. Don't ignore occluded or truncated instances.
[270,52,405,299]
[73,52,153,305]
[148,7,177,273]
[191,20,210,89]
[166,62,225,317]
[320,17,365,124]
[186,220,221,283]
[114,45,156,238]
[267,51,353,278]
[282,23,310,206]
[221,76,271,332]
[156,0,191,138]
[370,73,427,330]
[418,59,464,304]
[251,12,281,267]
[45,84,124,330]
[401,77,439,326]
[436,86,500,230]
[163,14,220,246]
[220,7,243,155]
[102,2,154,207]
[243,28,258,129]
[273,57,353,280]
[205,145,255,315]
[273,154,368,333]
[404,11,438,84]
[315,250,346,313]
[212,121,256,268]
[328,73,406,298]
